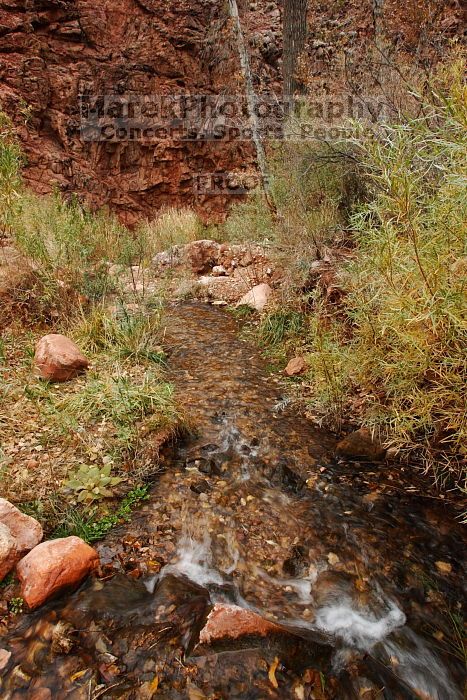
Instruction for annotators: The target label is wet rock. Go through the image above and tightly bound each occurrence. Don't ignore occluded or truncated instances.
[284,356,307,376]
[17,536,99,609]
[199,603,281,644]
[0,522,17,582]
[152,573,210,652]
[190,480,212,495]
[0,498,43,554]
[185,456,218,475]
[283,545,308,577]
[237,283,272,312]
[34,334,89,382]
[270,459,306,493]
[336,428,386,461]
[51,621,74,655]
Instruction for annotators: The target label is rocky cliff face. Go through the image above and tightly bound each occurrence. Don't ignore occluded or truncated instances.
[0,0,281,225]
[0,0,460,225]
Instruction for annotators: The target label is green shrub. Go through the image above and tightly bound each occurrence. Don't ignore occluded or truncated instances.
[49,369,176,440]
[12,192,129,303]
[258,309,304,347]
[223,142,359,257]
[306,58,466,490]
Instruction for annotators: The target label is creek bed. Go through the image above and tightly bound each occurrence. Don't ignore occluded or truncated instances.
[1,303,465,699]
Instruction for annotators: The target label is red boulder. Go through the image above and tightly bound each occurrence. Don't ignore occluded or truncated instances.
[17,536,99,609]
[34,334,89,382]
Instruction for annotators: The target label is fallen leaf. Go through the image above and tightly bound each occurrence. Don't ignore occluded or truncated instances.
[187,683,207,700]
[70,669,88,683]
[268,656,279,688]
[327,552,340,566]
[435,561,452,574]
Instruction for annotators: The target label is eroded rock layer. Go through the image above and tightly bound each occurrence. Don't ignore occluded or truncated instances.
[0,0,281,224]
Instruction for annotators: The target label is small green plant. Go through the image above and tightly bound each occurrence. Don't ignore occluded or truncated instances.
[9,597,24,615]
[65,463,123,503]
[54,485,150,543]
[0,572,15,589]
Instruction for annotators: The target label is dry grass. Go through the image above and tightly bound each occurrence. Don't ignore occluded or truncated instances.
[137,207,205,255]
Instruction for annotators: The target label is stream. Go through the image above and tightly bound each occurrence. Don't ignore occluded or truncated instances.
[1,303,465,699]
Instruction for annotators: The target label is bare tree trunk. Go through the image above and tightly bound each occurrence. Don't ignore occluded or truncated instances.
[228,0,275,211]
[283,0,308,98]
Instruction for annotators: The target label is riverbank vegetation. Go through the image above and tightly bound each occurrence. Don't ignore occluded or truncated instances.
[0,116,183,536]
[224,55,466,496]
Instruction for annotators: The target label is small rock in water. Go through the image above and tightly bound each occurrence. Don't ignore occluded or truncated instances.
[51,621,74,655]
[16,536,99,609]
[199,603,281,644]
[34,334,89,382]
[236,283,272,312]
[190,480,211,495]
[284,356,307,376]
[336,428,386,461]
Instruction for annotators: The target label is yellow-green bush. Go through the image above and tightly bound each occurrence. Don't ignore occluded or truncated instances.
[306,59,466,491]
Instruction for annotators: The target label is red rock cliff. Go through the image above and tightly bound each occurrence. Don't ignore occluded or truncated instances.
[0,0,281,225]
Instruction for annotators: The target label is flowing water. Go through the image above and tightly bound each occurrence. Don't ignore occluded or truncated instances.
[1,303,465,699]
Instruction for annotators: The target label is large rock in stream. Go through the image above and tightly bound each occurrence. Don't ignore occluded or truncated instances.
[17,536,99,609]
